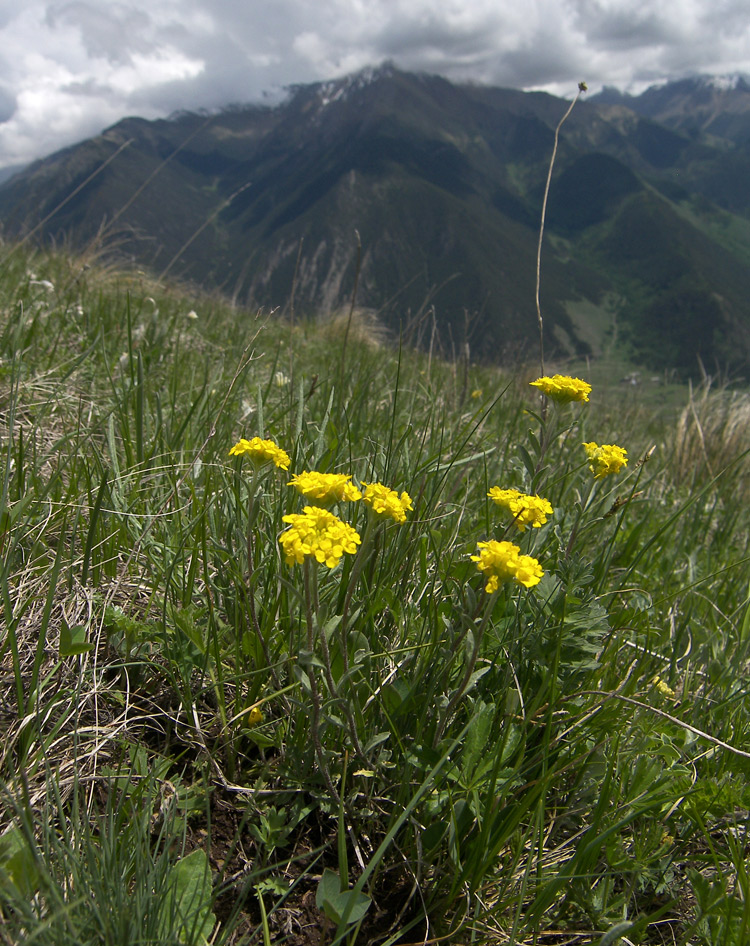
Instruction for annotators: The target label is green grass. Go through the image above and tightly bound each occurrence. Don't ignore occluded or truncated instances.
[1,243,750,944]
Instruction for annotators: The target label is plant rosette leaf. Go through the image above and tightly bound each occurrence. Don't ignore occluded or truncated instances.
[168,849,215,945]
[59,621,95,656]
[315,868,372,925]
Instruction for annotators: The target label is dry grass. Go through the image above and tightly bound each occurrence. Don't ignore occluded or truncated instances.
[669,380,750,490]
[318,306,389,349]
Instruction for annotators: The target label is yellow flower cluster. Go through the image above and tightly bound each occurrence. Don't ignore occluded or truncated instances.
[583,441,628,479]
[471,540,544,592]
[487,487,553,531]
[529,375,591,403]
[279,505,361,567]
[288,471,362,506]
[362,482,413,524]
[651,675,676,699]
[229,437,291,470]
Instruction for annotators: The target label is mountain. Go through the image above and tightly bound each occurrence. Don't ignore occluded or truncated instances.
[593,74,750,145]
[3,65,750,375]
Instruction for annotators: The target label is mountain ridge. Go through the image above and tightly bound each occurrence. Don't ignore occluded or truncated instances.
[2,66,750,375]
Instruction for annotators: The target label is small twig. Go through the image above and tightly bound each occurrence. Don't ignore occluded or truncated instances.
[288,236,304,382]
[535,81,587,377]
[289,236,304,328]
[580,690,750,760]
[339,229,362,378]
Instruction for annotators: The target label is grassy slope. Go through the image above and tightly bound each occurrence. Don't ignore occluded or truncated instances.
[1,243,750,944]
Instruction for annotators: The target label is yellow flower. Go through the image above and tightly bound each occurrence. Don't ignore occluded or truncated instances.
[279,505,361,567]
[529,375,591,403]
[288,471,362,505]
[513,554,545,588]
[470,540,543,592]
[583,441,628,479]
[246,706,264,726]
[487,487,553,531]
[362,482,413,524]
[471,389,483,399]
[229,436,291,470]
[651,676,676,699]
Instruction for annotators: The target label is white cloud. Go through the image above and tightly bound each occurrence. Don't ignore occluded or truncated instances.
[0,0,749,169]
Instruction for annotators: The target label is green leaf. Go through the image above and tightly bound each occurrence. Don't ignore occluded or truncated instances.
[598,921,636,946]
[462,700,495,780]
[170,849,215,944]
[59,621,94,656]
[0,827,40,899]
[363,731,390,754]
[739,581,750,643]
[315,868,371,925]
[516,443,536,478]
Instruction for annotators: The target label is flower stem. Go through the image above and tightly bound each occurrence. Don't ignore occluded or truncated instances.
[340,516,376,657]
[245,473,282,692]
[303,558,338,802]
[564,477,597,559]
[433,591,497,747]
[312,551,368,764]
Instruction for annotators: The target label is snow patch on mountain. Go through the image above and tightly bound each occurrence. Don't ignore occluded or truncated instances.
[316,63,397,107]
[696,74,748,92]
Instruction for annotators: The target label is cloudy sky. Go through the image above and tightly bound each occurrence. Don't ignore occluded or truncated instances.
[1,0,749,172]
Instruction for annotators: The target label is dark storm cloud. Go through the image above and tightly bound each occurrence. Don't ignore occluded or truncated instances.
[0,0,749,169]
[45,2,154,63]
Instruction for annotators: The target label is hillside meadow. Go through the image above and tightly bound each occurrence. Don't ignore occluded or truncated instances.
[1,243,750,944]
